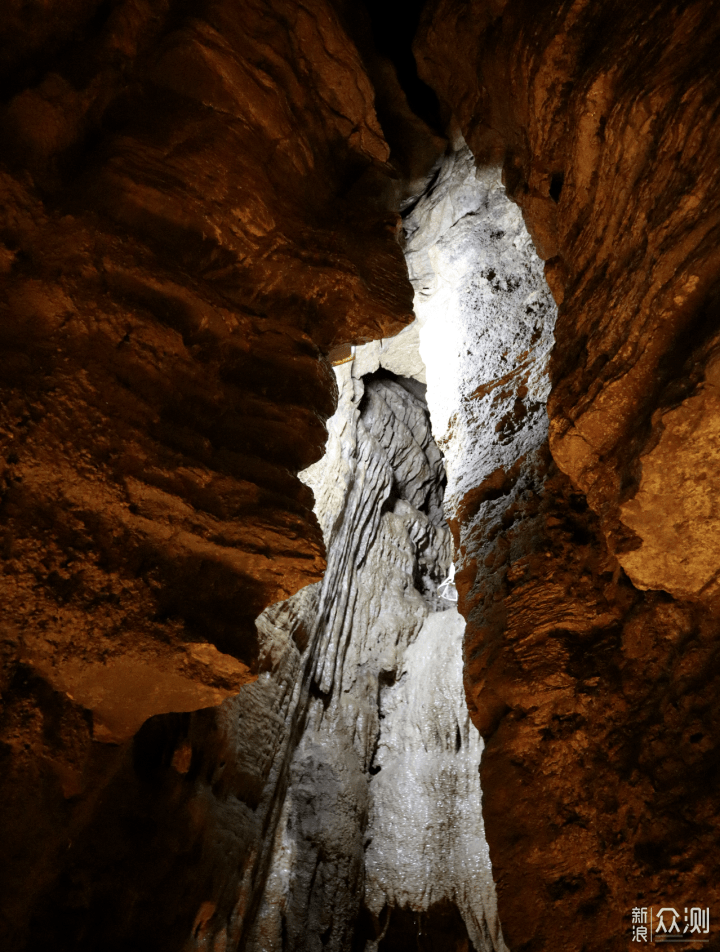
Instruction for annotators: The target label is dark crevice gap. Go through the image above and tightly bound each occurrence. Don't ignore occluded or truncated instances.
[549,171,565,203]
[361,0,444,133]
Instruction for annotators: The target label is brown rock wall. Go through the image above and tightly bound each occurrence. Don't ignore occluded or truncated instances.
[0,1,415,946]
[416,2,720,950]
[458,454,720,952]
[0,0,415,734]
[4,1,720,949]
[417,0,720,599]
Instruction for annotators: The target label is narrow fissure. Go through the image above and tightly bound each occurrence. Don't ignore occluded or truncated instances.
[226,132,557,952]
[360,0,444,133]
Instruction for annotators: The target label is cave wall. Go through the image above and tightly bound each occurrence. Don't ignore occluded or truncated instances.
[414,2,720,950]
[2,1,720,950]
[0,1,418,947]
[417,0,720,594]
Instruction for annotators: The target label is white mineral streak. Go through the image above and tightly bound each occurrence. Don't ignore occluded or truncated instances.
[404,143,557,509]
[364,609,504,952]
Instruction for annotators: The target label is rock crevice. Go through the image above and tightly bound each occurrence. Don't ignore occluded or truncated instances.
[244,350,503,952]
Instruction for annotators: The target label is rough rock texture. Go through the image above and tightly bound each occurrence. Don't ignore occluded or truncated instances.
[0,0,414,733]
[414,4,720,951]
[4,2,720,950]
[364,609,503,952]
[10,332,500,952]
[0,2,416,947]
[403,142,556,575]
[417,0,720,603]
[246,352,504,952]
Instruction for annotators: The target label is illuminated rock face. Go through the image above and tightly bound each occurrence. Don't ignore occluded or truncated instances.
[416,0,720,604]
[363,608,503,952]
[0,314,502,951]
[241,139,554,952]
[0,0,413,742]
[403,142,557,614]
[245,355,504,952]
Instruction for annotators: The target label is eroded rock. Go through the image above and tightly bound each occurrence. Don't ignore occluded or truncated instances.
[414,6,720,950]
[0,2,415,945]
[245,344,503,952]
[416,0,720,605]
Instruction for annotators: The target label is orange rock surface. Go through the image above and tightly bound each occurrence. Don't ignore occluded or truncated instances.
[0,1,414,945]
[416,1,720,949]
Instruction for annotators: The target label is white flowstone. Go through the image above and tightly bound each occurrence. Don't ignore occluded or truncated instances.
[246,352,458,951]
[364,608,504,952]
[241,139,555,952]
[245,333,508,951]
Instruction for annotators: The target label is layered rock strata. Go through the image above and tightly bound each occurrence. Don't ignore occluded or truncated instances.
[417,0,720,602]
[413,4,720,950]
[4,2,719,951]
[0,1,416,946]
[0,0,414,737]
[1,322,505,952]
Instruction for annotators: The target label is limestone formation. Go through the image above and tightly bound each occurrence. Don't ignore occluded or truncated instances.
[0,0,413,741]
[1,2,720,951]
[364,608,503,952]
[414,3,720,949]
[245,349,504,952]
[403,141,557,595]
[0,1,414,946]
[417,0,720,600]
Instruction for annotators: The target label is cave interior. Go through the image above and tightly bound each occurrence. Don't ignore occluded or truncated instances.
[0,0,719,950]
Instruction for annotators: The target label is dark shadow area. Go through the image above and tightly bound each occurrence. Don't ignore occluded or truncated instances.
[352,900,478,951]
[361,366,428,406]
[360,0,444,132]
